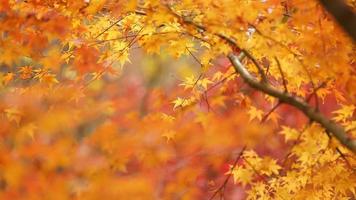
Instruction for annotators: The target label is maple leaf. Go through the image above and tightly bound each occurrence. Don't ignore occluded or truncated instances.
[4,107,23,124]
[280,126,300,142]
[18,66,33,79]
[140,36,162,54]
[172,97,185,109]
[0,1,355,199]
[258,157,281,176]
[211,96,227,108]
[197,78,213,90]
[39,73,59,86]
[162,130,176,143]
[172,97,194,109]
[332,104,355,122]
[179,75,196,90]
[73,45,102,74]
[84,0,106,14]
[247,182,269,199]
[160,113,175,123]
[20,123,37,139]
[3,72,15,85]
[212,71,224,81]
[247,106,264,121]
[243,150,262,167]
[112,41,127,52]
[228,165,254,186]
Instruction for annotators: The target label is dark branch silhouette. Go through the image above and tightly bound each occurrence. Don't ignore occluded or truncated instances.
[319,0,356,41]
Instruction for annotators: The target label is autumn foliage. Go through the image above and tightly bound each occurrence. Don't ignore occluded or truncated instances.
[0,0,355,199]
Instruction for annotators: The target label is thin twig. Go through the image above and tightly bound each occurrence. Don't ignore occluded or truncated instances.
[206,72,236,92]
[95,17,125,39]
[186,47,203,67]
[209,146,246,200]
[274,57,288,93]
[261,102,282,123]
[335,147,355,170]
[306,80,329,102]
[242,157,266,181]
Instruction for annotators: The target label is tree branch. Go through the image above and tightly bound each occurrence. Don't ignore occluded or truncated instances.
[242,50,268,83]
[136,7,356,152]
[319,0,356,41]
[228,52,356,152]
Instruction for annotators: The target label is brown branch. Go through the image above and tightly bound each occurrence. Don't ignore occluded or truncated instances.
[241,50,268,83]
[228,52,356,152]
[319,0,356,41]
[137,7,356,152]
[252,24,320,110]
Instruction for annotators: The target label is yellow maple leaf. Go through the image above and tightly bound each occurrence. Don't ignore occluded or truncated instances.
[197,78,213,90]
[212,71,224,81]
[20,123,37,139]
[162,130,176,143]
[243,150,262,167]
[247,106,264,121]
[3,72,15,85]
[228,166,254,186]
[172,97,194,109]
[112,41,127,52]
[211,96,227,108]
[172,97,185,109]
[84,0,106,15]
[160,113,175,123]
[332,104,355,122]
[4,107,23,124]
[280,126,300,142]
[179,75,196,90]
[258,157,281,176]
